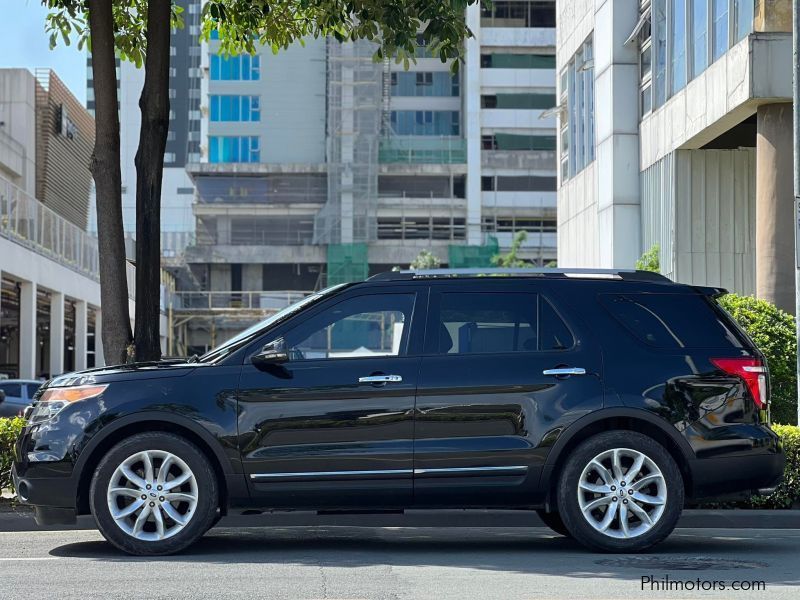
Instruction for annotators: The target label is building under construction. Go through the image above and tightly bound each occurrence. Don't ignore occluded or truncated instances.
[177,3,559,353]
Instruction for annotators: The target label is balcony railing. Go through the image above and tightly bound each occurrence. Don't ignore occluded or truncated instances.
[172,290,311,311]
[379,137,466,164]
[0,176,100,281]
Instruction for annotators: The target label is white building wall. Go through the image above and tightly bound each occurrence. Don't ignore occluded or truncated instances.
[0,69,37,194]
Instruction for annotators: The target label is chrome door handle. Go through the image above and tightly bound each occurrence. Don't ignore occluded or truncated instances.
[542,367,586,377]
[358,374,403,384]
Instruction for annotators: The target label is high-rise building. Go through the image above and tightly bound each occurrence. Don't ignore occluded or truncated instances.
[556,0,793,312]
[87,0,202,253]
[175,2,558,351]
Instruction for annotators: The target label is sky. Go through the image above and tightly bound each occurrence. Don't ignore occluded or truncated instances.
[4,0,87,105]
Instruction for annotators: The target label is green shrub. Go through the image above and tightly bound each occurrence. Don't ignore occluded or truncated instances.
[636,244,660,273]
[717,294,798,425]
[744,424,800,508]
[0,417,25,492]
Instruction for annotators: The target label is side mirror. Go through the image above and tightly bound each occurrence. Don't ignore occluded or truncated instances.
[0,390,5,404]
[251,337,289,368]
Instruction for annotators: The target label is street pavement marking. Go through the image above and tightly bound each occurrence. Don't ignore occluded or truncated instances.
[0,557,59,561]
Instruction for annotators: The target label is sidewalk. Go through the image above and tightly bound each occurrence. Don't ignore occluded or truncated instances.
[1,502,799,533]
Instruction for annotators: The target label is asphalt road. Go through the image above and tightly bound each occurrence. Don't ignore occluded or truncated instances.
[0,526,798,600]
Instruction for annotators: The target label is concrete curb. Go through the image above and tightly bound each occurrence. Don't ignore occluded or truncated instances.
[1,507,799,533]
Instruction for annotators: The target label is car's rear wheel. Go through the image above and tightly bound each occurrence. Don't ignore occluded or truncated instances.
[556,430,683,553]
[90,432,218,556]
[535,508,571,537]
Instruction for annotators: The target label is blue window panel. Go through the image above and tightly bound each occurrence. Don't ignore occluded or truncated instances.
[252,56,261,80]
[210,30,220,40]
[209,137,220,162]
[210,55,220,80]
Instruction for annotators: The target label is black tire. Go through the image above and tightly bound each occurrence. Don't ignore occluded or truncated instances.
[90,432,219,556]
[556,430,683,553]
[536,508,571,537]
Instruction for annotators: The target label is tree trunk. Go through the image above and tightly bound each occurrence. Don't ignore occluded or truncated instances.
[133,0,172,362]
[87,0,133,365]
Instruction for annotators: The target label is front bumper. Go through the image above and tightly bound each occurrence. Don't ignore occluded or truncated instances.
[11,463,78,525]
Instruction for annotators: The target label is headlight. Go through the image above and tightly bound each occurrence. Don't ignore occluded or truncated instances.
[28,384,108,424]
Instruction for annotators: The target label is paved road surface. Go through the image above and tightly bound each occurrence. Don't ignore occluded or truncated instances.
[1,526,798,599]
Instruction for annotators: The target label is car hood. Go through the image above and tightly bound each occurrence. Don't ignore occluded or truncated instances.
[46,360,202,387]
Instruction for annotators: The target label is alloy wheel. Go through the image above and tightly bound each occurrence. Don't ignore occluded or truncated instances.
[106,450,199,542]
[577,447,667,539]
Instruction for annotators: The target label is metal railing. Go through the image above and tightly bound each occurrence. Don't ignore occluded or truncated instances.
[379,137,466,164]
[0,176,100,281]
[172,290,312,311]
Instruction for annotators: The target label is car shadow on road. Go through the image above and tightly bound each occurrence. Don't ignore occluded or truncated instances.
[47,526,800,586]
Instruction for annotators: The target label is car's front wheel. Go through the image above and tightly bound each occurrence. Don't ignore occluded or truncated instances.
[90,432,218,556]
[556,430,683,553]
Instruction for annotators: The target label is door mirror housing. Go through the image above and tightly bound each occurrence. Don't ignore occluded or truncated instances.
[251,338,289,367]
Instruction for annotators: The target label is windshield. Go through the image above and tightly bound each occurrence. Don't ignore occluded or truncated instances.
[197,284,348,363]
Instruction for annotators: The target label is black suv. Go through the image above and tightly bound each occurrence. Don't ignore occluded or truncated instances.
[12,269,785,555]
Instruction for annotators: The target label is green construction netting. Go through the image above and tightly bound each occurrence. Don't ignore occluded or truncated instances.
[327,243,369,285]
[448,237,499,268]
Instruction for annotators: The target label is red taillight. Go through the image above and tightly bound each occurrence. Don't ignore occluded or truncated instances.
[710,357,767,409]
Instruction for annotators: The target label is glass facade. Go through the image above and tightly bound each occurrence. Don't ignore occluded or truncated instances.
[560,36,595,180]
[480,53,556,69]
[482,133,557,151]
[639,1,755,117]
[390,72,459,96]
[390,111,460,136]
[209,136,261,163]
[210,53,261,81]
[209,95,261,122]
[481,93,556,109]
[479,1,556,28]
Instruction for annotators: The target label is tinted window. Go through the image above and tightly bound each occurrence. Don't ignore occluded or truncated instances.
[285,294,415,360]
[435,293,573,354]
[25,383,42,398]
[0,383,22,398]
[600,293,743,349]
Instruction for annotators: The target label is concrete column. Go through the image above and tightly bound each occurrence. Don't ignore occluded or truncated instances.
[756,103,795,313]
[18,281,37,380]
[94,310,105,367]
[464,4,482,246]
[74,300,88,372]
[594,0,641,268]
[49,292,65,378]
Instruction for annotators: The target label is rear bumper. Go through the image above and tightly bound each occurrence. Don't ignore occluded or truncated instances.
[688,436,785,501]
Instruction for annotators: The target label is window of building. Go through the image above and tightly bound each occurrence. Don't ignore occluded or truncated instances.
[482,176,557,192]
[712,0,729,60]
[480,53,556,69]
[479,1,556,29]
[390,72,459,97]
[482,133,557,151]
[690,0,708,77]
[637,1,754,118]
[481,216,557,234]
[285,294,415,360]
[208,136,261,163]
[434,293,573,355]
[377,216,466,240]
[390,111,460,136]
[210,53,261,81]
[209,95,261,122]
[670,0,687,94]
[480,93,556,110]
[560,35,594,181]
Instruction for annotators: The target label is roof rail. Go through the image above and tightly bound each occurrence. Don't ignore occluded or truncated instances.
[368,268,670,282]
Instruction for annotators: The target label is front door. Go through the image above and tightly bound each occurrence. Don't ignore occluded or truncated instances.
[414,281,604,507]
[237,286,425,509]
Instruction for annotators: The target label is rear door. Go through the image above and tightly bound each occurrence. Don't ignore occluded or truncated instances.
[413,280,604,507]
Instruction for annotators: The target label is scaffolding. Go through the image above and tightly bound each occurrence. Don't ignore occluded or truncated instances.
[315,38,384,282]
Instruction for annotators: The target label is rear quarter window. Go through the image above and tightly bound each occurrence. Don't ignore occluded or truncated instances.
[599,293,743,349]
